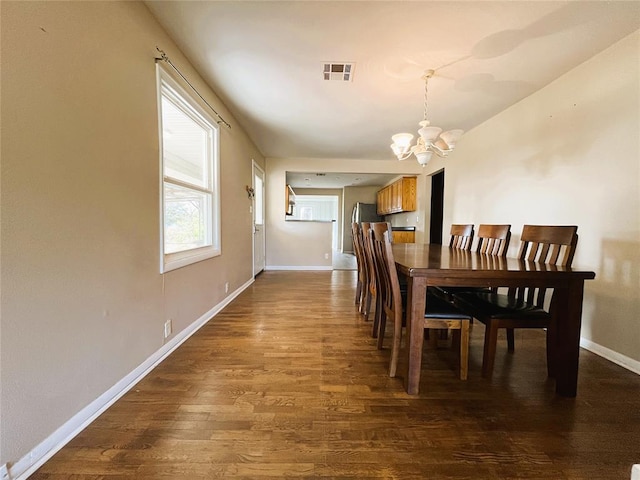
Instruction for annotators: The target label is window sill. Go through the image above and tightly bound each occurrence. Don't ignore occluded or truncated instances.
[162,246,221,273]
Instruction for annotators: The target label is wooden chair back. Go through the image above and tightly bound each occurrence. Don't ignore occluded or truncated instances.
[476,224,511,256]
[370,223,392,297]
[352,222,366,307]
[369,227,385,304]
[449,224,474,250]
[518,225,578,266]
[368,222,392,334]
[360,222,391,322]
[512,225,578,307]
[359,222,374,316]
[380,230,405,375]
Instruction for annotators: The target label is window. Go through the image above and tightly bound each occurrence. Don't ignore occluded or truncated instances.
[157,66,220,272]
[288,195,338,222]
[254,172,264,225]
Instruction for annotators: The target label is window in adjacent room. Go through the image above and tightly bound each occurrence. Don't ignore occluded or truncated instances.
[287,194,339,249]
[157,66,220,272]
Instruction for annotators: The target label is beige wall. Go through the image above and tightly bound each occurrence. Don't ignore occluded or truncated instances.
[266,157,423,267]
[1,1,263,466]
[423,31,640,365]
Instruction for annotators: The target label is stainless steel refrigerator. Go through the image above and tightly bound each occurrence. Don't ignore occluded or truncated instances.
[351,202,383,224]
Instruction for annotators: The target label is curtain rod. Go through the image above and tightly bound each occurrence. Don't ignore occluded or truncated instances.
[155,47,231,129]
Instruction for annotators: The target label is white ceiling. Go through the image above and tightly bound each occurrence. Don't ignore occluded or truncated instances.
[146,1,639,166]
[285,171,398,189]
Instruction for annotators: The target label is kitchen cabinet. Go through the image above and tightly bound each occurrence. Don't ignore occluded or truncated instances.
[376,176,416,215]
[392,230,416,243]
[285,184,296,216]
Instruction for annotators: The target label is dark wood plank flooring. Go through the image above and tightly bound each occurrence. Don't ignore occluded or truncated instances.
[32,271,640,479]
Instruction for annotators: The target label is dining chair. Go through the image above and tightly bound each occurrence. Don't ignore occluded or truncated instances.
[361,222,391,324]
[449,223,475,250]
[359,222,374,320]
[452,225,579,378]
[351,222,366,310]
[376,229,472,379]
[363,222,391,338]
[476,224,512,256]
[428,223,475,343]
[368,222,393,339]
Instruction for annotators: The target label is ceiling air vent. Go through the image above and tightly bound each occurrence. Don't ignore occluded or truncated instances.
[323,62,354,81]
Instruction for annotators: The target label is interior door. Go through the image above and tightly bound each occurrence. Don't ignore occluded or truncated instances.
[252,162,266,276]
[429,170,444,245]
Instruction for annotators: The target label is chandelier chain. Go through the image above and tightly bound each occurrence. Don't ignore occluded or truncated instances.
[423,76,429,122]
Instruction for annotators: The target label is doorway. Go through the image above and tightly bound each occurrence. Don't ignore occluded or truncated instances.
[252,161,265,276]
[429,170,444,245]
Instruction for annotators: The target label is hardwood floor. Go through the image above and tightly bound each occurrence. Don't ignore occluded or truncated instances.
[332,251,357,270]
[32,271,640,479]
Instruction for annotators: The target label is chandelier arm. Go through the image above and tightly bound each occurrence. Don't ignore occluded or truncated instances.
[396,151,414,161]
[429,143,451,158]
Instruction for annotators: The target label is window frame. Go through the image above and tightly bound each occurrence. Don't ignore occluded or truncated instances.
[157,65,221,273]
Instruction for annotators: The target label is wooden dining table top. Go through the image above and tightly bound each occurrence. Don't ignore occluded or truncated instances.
[391,243,596,285]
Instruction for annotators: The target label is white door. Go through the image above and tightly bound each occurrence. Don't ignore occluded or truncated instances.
[252,161,266,276]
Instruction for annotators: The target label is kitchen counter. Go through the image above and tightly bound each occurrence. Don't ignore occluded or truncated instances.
[391,226,416,231]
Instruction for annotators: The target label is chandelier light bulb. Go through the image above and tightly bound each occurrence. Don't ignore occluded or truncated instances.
[439,129,464,149]
[391,133,413,149]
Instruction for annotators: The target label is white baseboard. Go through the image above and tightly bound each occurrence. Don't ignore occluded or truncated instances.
[265,265,332,271]
[580,337,640,375]
[9,278,254,480]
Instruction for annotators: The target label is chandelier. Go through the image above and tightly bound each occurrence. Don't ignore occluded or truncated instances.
[390,70,463,166]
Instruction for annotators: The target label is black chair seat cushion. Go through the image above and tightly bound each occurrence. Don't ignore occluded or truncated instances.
[398,292,471,321]
[429,285,492,303]
[453,291,549,320]
[425,293,472,320]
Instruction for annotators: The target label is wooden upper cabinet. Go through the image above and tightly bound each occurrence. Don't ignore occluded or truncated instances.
[376,176,417,215]
[391,181,401,212]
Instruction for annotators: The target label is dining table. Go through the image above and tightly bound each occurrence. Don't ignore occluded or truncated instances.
[392,243,596,396]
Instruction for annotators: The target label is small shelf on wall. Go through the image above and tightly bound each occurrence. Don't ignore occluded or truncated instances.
[285,184,296,216]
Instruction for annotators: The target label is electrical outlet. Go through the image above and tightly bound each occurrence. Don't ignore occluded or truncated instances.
[164,319,172,339]
[225,282,229,293]
[324,253,329,259]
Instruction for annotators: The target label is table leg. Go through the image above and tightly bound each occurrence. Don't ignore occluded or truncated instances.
[404,277,426,395]
[551,280,585,397]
